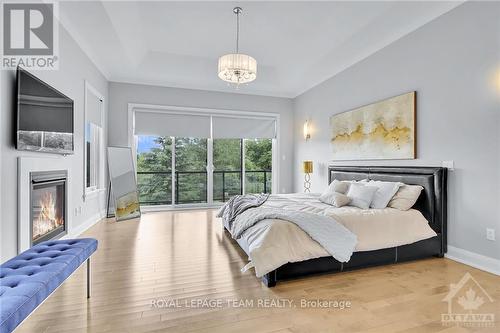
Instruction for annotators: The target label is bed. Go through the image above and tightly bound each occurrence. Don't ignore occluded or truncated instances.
[222,166,447,287]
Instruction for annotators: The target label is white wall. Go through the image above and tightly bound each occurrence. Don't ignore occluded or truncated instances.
[293,2,500,260]
[108,82,294,193]
[0,26,109,262]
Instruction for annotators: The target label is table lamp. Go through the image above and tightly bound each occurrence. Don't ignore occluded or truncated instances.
[302,160,313,192]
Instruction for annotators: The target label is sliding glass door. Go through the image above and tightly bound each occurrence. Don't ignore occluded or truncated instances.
[245,139,272,194]
[213,139,242,203]
[175,138,207,204]
[136,136,172,205]
[136,136,273,207]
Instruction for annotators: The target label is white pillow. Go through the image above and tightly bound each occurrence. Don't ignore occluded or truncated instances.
[319,191,351,207]
[346,183,379,209]
[325,179,350,195]
[368,180,403,209]
[324,179,368,196]
[388,184,424,210]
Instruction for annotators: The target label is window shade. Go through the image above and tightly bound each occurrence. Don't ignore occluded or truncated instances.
[86,91,102,126]
[134,111,211,138]
[212,116,276,139]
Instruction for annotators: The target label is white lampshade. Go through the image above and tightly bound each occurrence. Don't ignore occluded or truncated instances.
[218,53,257,84]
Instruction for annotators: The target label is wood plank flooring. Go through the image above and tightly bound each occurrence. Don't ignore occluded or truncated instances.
[17,209,500,333]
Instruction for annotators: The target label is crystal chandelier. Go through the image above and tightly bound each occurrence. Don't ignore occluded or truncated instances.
[218,7,257,85]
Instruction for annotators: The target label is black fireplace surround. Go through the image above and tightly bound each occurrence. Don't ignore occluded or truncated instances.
[30,170,68,245]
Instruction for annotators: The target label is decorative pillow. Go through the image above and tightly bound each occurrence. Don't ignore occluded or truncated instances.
[324,179,368,195]
[368,180,403,209]
[319,191,351,207]
[388,184,424,210]
[346,183,379,209]
[325,179,350,194]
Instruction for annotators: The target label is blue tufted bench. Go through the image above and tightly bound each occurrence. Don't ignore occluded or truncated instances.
[0,238,97,333]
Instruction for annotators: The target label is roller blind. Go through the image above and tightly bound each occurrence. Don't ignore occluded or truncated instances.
[212,116,276,139]
[134,111,211,138]
[86,90,102,126]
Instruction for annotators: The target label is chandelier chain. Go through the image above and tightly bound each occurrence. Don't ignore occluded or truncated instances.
[235,8,240,54]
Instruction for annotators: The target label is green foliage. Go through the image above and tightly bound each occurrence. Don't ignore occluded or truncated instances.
[175,138,207,203]
[213,139,242,202]
[175,138,207,171]
[244,139,272,193]
[214,139,241,171]
[137,136,172,172]
[137,137,172,204]
[245,139,272,171]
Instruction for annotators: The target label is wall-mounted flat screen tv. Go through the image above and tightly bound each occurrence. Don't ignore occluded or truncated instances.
[16,67,74,154]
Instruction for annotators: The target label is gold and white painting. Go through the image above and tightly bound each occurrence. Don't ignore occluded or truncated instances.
[330,92,416,160]
[115,191,141,221]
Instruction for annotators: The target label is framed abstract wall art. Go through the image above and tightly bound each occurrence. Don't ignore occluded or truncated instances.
[330,91,416,160]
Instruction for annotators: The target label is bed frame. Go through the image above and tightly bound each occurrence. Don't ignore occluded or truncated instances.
[227,166,447,287]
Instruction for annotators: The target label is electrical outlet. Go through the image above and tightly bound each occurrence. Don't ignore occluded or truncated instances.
[486,228,496,241]
[442,160,454,170]
[74,207,78,216]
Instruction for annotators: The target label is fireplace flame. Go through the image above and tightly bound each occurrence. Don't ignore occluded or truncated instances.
[33,192,64,240]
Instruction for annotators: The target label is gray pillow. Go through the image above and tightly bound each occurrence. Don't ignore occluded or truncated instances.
[388,184,424,210]
[368,180,403,209]
[346,183,379,209]
[324,179,368,195]
[326,179,350,194]
[319,191,351,207]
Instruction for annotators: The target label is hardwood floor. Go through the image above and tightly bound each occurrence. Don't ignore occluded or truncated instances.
[17,210,499,333]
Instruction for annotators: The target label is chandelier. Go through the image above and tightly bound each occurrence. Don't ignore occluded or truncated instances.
[218,7,257,85]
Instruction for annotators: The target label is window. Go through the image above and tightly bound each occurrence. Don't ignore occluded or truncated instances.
[136,136,172,205]
[84,82,104,195]
[175,138,208,204]
[131,107,278,207]
[245,138,272,194]
[85,123,102,190]
[135,135,273,206]
[213,139,242,202]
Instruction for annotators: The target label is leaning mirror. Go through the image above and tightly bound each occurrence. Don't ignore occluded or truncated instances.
[107,146,141,221]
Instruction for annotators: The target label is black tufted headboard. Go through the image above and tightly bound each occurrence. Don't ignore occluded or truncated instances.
[328,166,447,250]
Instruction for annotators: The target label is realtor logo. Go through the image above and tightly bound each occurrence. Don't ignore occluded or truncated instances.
[1,2,58,69]
[441,272,495,328]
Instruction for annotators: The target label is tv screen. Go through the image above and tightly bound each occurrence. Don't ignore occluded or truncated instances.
[16,67,74,154]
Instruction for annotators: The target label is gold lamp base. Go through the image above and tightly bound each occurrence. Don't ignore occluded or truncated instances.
[302,160,313,193]
[304,173,311,192]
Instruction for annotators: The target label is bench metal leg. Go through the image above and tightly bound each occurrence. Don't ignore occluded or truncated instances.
[87,257,91,299]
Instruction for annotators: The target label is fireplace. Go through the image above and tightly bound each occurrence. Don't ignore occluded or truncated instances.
[30,170,68,245]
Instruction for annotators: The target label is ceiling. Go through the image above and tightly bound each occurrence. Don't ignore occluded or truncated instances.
[58,1,463,98]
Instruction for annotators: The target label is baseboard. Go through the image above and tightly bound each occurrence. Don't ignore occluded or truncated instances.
[445,246,500,276]
[65,210,106,239]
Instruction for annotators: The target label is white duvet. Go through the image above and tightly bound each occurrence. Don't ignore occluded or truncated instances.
[223,193,437,277]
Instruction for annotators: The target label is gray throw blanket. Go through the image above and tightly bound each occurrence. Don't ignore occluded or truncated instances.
[231,207,357,263]
[217,193,270,230]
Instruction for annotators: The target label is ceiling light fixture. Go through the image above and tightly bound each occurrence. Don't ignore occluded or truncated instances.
[218,7,257,86]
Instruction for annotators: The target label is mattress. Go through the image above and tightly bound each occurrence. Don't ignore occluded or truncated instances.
[222,193,437,277]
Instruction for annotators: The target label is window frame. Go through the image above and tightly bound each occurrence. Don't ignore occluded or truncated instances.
[83,81,106,200]
[128,104,280,210]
